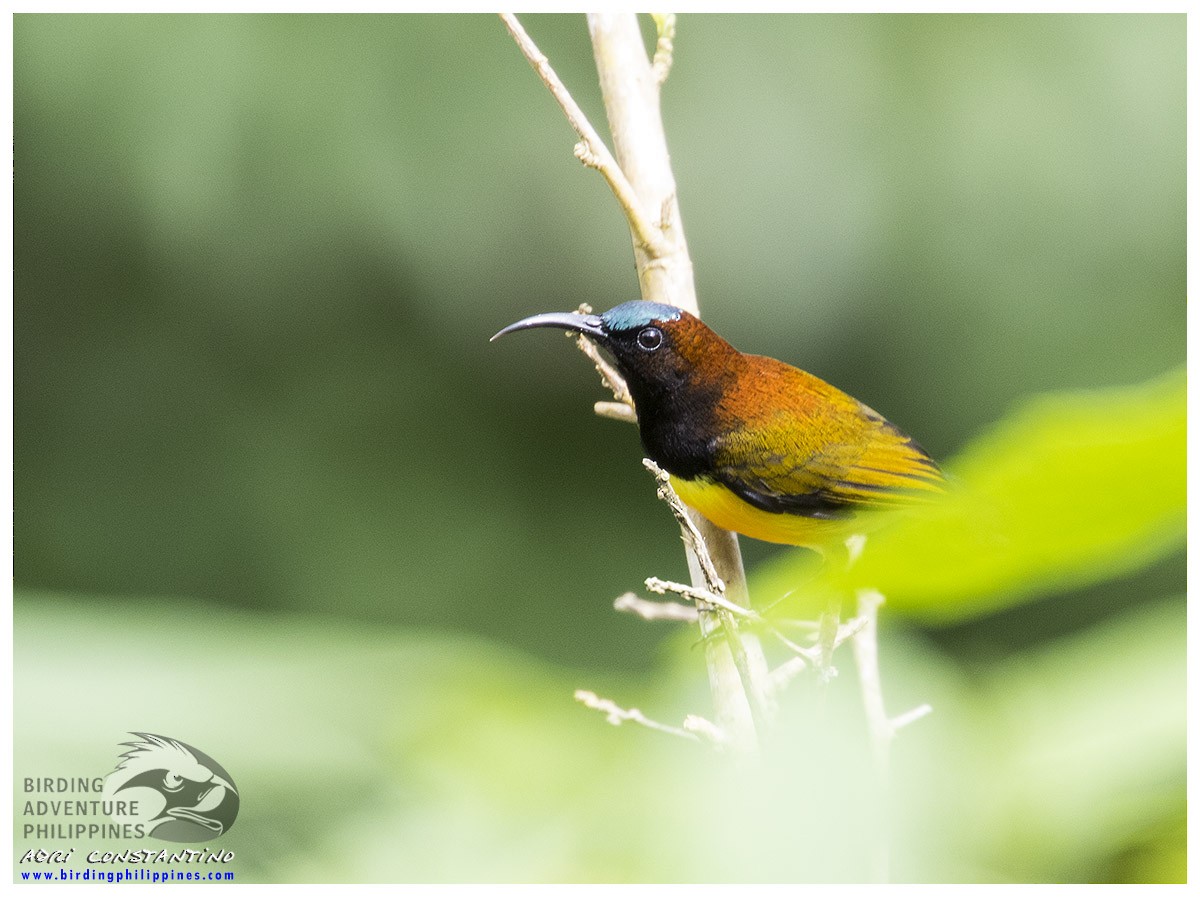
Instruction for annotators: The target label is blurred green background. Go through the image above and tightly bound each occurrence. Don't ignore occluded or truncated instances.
[14,13,1185,883]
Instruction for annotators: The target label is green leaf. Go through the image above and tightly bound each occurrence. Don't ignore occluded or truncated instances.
[753,368,1185,622]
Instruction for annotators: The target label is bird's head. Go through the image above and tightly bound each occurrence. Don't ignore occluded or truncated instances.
[492,301,735,412]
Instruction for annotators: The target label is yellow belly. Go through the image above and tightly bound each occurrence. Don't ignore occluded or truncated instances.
[669,474,857,551]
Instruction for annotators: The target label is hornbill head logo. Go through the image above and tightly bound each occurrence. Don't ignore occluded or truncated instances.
[103,733,240,842]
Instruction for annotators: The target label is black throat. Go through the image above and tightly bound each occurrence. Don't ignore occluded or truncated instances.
[626,376,726,481]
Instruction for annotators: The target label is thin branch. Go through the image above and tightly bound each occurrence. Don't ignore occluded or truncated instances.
[766,627,820,665]
[772,616,867,657]
[892,703,934,732]
[644,577,758,621]
[594,400,638,423]
[642,459,724,594]
[574,689,703,743]
[852,589,935,761]
[640,458,776,740]
[640,460,773,739]
[613,591,698,622]
[850,587,934,884]
[816,594,843,684]
[588,13,771,754]
[766,615,869,697]
[714,609,771,739]
[682,714,727,745]
[852,589,892,775]
[499,14,668,257]
[814,541,865,683]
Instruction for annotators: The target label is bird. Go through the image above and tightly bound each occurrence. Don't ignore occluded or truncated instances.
[493,301,945,554]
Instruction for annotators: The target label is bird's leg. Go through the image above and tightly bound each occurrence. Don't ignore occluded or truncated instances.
[756,548,824,617]
[815,534,870,681]
[763,539,871,692]
[811,537,857,683]
[815,594,842,683]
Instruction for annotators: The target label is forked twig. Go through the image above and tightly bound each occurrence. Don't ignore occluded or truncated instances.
[644,577,758,622]
[499,14,668,257]
[574,689,706,744]
[852,589,933,775]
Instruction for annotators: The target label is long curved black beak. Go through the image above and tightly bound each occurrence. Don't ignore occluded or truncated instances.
[490,312,607,343]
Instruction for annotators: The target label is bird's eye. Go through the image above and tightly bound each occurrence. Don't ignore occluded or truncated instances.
[162,773,184,792]
[637,326,663,351]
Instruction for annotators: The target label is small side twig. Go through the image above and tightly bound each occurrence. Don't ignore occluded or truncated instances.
[594,401,638,423]
[499,14,668,257]
[613,591,698,622]
[765,616,868,696]
[767,620,862,663]
[682,714,727,745]
[892,703,934,732]
[645,577,758,622]
[816,596,843,683]
[574,689,703,743]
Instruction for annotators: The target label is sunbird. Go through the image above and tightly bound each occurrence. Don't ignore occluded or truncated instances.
[493,301,945,553]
